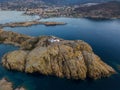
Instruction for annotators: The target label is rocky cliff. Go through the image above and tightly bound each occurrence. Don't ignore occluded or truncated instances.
[0,30,116,80]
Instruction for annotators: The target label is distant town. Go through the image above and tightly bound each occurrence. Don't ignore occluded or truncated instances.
[0,1,120,19]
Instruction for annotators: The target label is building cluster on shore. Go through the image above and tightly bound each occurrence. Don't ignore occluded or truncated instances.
[0,1,120,19]
[24,6,75,18]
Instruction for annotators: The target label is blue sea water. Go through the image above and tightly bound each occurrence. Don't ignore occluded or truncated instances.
[1,11,120,90]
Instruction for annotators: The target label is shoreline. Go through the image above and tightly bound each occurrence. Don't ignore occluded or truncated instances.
[1,9,120,20]
[24,12,120,20]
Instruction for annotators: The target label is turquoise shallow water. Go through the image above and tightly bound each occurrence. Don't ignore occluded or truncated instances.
[1,11,120,90]
[0,10,39,24]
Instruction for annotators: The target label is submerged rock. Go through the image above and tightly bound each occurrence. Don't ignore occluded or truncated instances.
[0,78,26,90]
[0,30,116,80]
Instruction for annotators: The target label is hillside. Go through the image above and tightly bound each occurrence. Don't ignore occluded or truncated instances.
[72,1,120,19]
[43,0,120,5]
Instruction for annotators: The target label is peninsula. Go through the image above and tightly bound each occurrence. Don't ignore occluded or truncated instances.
[0,21,66,28]
[0,30,116,80]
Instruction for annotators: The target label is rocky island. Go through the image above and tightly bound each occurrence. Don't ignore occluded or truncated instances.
[0,21,66,28]
[0,29,116,80]
[0,78,25,90]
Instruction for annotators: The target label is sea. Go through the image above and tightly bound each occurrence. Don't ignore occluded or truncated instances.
[0,10,120,90]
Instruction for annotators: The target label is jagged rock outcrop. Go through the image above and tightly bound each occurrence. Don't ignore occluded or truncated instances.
[0,30,116,80]
[0,29,38,49]
[0,78,25,90]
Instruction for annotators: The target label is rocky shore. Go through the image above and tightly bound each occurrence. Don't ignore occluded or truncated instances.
[0,29,116,80]
[0,21,66,28]
[0,78,25,90]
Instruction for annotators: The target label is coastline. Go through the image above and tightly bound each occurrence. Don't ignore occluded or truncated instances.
[1,9,120,20]
[24,12,120,20]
